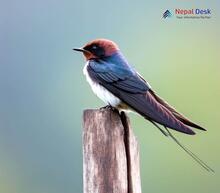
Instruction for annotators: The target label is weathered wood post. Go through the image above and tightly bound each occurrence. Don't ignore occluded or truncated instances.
[83,108,142,193]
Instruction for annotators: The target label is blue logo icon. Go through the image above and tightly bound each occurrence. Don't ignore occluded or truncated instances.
[163,10,172,18]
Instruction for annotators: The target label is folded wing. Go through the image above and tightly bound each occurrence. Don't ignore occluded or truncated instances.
[87,60,205,135]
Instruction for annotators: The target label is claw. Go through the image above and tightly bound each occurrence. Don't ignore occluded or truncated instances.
[100,105,118,112]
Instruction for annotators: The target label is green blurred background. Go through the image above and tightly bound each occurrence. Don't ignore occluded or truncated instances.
[1,1,220,193]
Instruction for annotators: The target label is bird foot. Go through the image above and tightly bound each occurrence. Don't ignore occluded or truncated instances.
[100,105,118,112]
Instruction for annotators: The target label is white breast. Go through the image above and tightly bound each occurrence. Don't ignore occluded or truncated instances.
[83,62,121,107]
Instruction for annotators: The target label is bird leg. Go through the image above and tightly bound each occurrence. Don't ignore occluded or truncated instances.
[100,105,118,112]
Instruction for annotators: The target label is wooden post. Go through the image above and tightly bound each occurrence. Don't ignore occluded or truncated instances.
[83,108,142,193]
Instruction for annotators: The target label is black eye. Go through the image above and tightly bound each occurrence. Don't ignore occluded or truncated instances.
[92,45,98,50]
[84,44,105,57]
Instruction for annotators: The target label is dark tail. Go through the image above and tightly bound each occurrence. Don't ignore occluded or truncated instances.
[149,89,206,131]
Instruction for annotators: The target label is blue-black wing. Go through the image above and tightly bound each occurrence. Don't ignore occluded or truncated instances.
[87,59,204,135]
[88,59,150,93]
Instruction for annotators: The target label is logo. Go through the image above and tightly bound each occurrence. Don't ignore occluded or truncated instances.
[162,8,211,19]
[163,10,172,18]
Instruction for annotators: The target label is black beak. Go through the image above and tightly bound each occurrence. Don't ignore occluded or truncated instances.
[73,48,86,52]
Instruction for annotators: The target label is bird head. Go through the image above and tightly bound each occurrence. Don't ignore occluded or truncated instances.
[73,39,119,60]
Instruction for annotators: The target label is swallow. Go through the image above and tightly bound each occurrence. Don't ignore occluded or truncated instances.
[74,39,213,171]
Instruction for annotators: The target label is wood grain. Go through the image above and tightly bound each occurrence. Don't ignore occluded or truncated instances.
[83,108,141,193]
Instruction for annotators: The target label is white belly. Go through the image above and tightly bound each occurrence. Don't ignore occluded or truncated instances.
[83,62,121,107]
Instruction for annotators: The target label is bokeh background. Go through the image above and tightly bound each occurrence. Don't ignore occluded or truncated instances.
[1,0,220,193]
